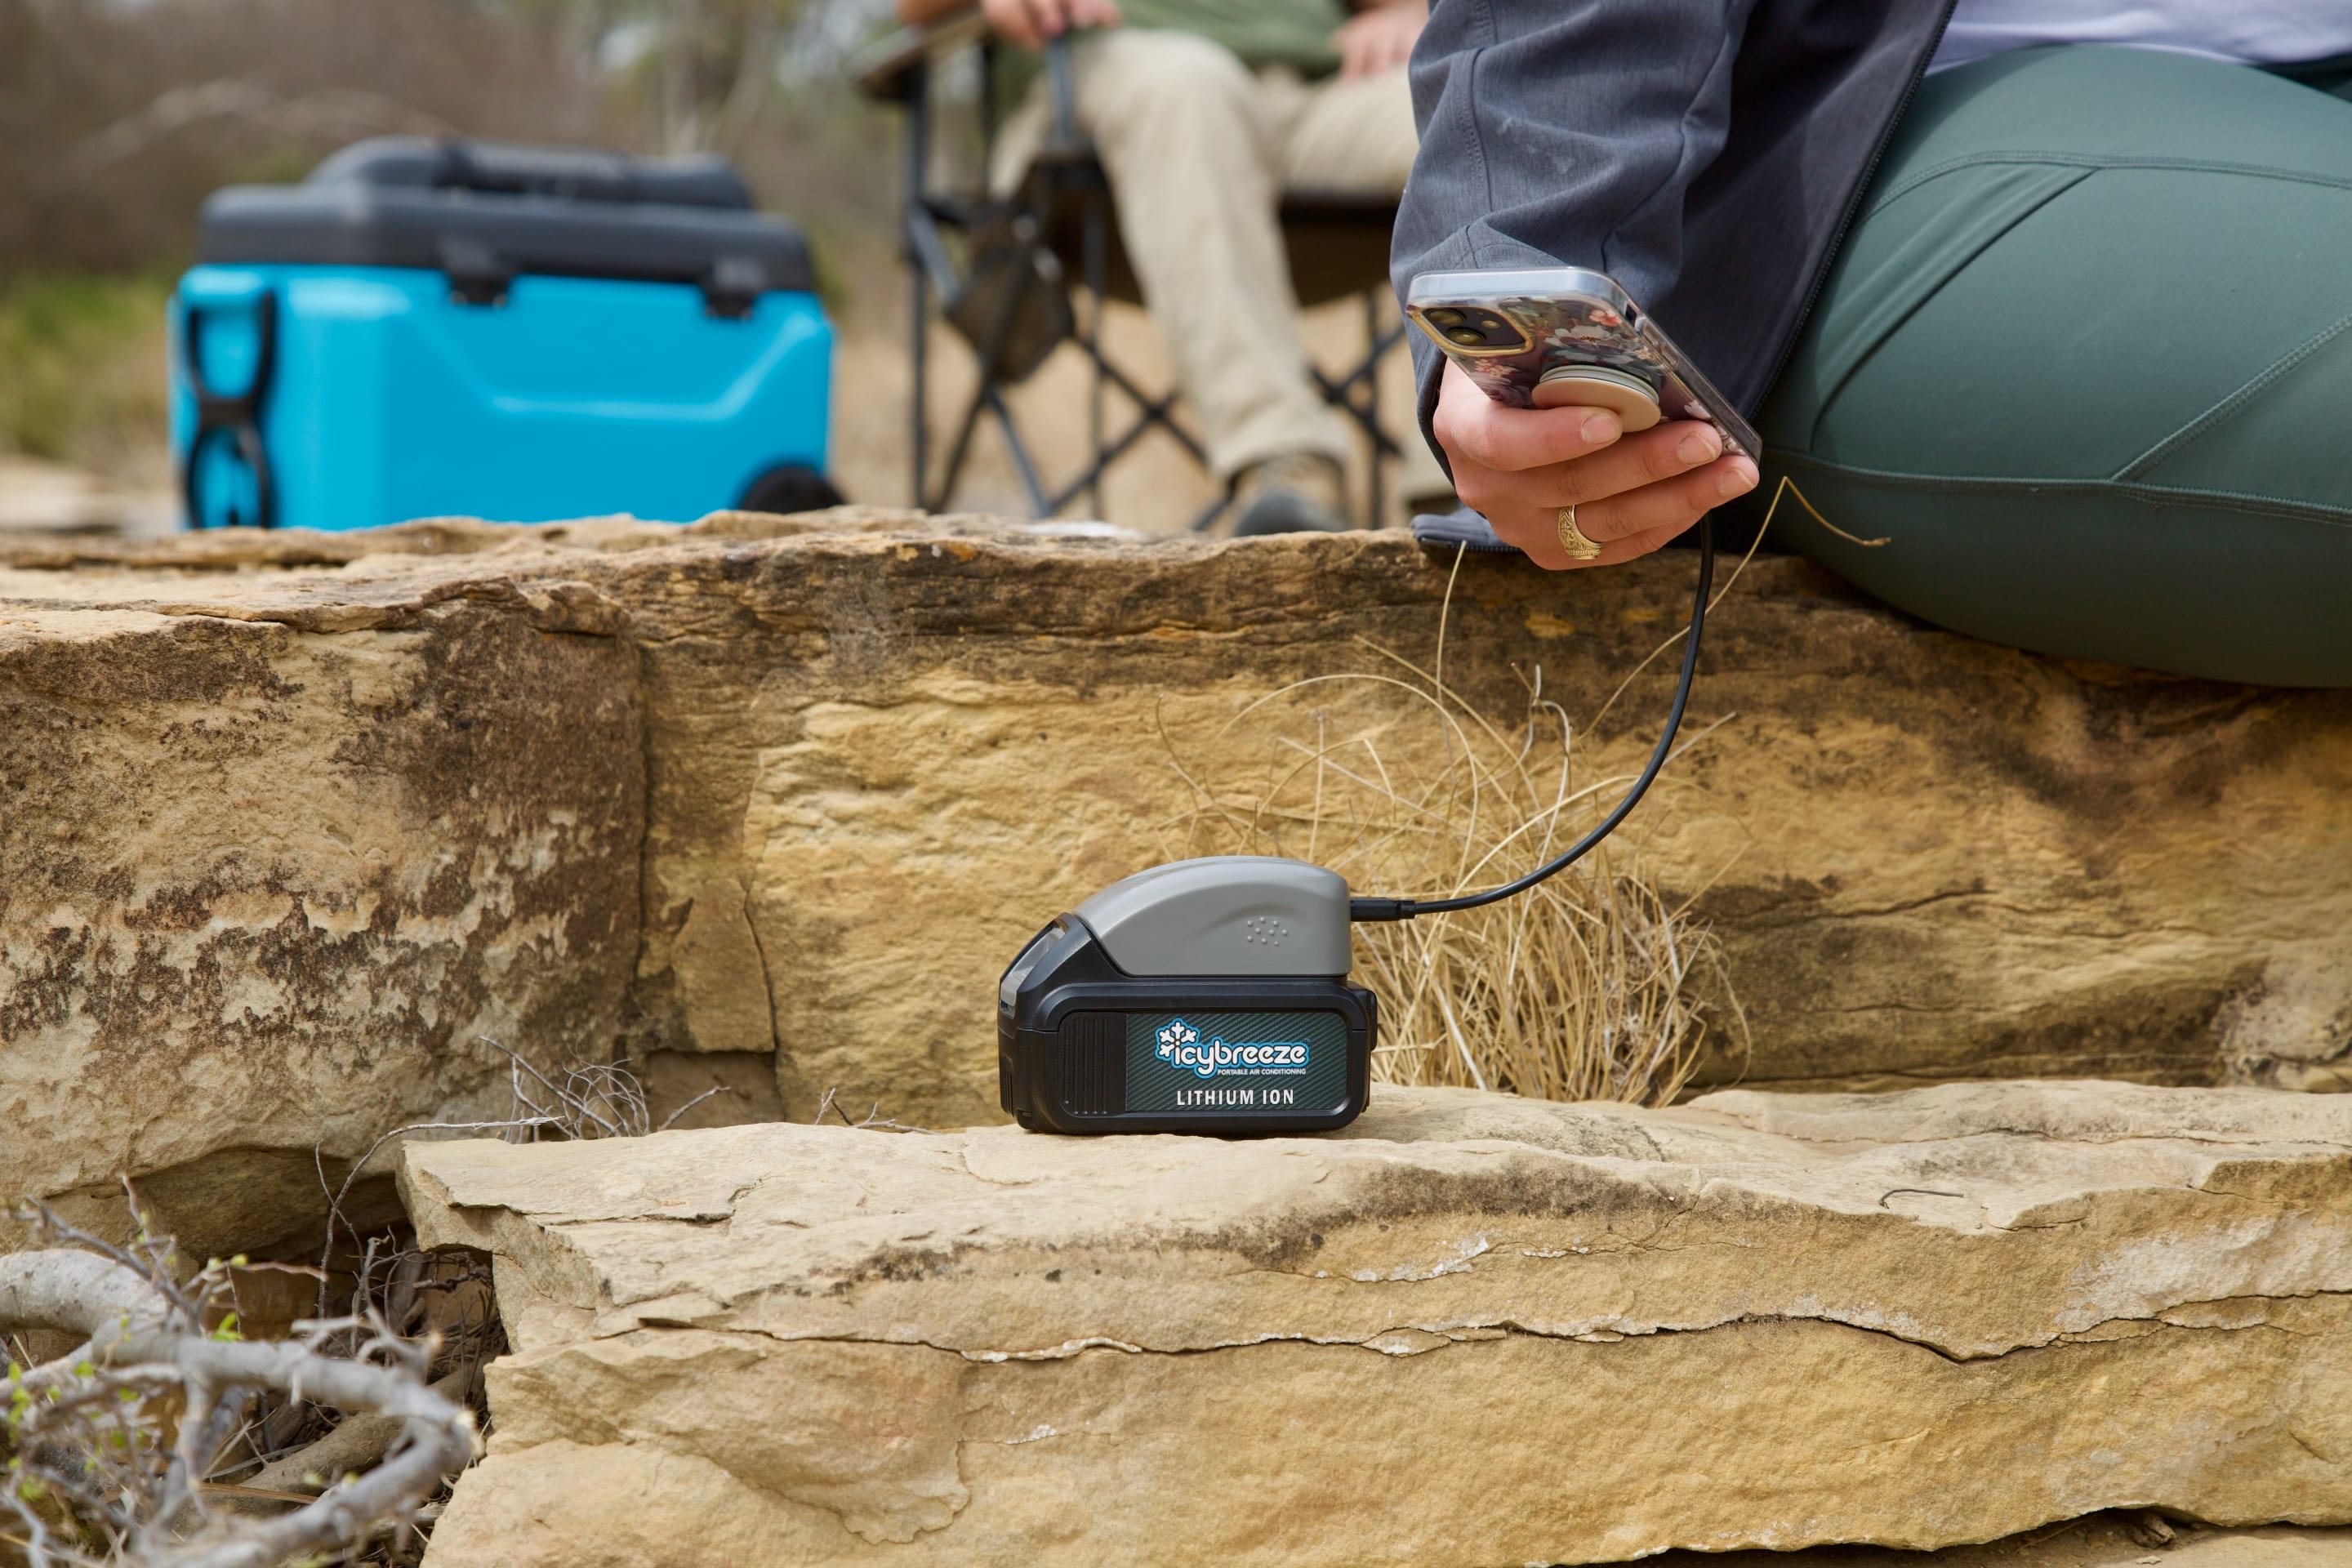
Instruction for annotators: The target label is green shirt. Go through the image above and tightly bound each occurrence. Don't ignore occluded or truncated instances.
[1113,0,1347,74]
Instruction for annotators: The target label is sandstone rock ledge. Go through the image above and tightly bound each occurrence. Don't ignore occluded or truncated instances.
[11,515,2352,1254]
[402,1080,2352,1568]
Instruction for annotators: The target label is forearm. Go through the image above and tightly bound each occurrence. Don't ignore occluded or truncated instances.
[1396,0,1751,293]
[1391,0,1754,453]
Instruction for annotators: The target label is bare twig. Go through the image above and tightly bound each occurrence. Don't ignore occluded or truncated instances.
[810,1088,929,1134]
[312,1116,559,1321]
[653,1085,733,1132]
[2,1206,474,1568]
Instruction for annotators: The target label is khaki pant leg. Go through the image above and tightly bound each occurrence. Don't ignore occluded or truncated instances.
[1272,63,1419,191]
[1272,64,1454,504]
[1008,29,1349,479]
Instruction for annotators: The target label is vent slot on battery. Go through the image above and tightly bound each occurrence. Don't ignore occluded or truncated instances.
[1058,1013,1126,1117]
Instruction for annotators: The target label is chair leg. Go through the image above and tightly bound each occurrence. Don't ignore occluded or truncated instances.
[909,260,930,510]
[902,140,1241,523]
[1083,185,1107,519]
[1093,357,1210,468]
[1363,292,1383,529]
[1045,377,1189,514]
[1310,363,1404,455]
[933,343,997,511]
[1190,491,1234,534]
[933,220,1052,510]
[905,79,933,509]
[982,387,1054,514]
[1027,328,1219,519]
[1311,299,1409,519]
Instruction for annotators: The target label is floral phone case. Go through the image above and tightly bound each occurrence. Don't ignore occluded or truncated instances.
[1405,267,1760,461]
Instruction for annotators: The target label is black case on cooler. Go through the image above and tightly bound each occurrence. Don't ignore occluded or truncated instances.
[198,136,815,314]
[999,918,1374,1135]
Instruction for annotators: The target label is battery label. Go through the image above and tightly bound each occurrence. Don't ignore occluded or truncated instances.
[1125,1011,1348,1115]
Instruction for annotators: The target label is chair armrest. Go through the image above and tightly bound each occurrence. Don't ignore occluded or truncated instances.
[854,6,992,102]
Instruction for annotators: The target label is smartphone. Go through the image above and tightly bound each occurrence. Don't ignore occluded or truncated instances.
[1405,268,1760,461]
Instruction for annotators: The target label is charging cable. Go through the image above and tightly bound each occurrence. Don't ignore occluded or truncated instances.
[1348,514,1714,924]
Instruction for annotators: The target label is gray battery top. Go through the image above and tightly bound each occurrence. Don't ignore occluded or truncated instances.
[1071,856,1352,978]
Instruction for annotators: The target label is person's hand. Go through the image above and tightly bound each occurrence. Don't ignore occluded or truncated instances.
[1432,360,1758,568]
[979,0,1121,49]
[1332,0,1424,79]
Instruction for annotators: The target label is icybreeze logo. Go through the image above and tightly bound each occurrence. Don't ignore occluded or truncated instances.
[1152,1017,1310,1080]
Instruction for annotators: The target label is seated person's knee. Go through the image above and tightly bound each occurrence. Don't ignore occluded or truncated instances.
[1089,28,1257,112]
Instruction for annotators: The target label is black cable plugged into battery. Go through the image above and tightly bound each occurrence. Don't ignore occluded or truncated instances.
[1348,516,1713,924]
[996,519,1716,1137]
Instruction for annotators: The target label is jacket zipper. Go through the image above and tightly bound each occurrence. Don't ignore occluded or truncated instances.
[1754,0,1960,408]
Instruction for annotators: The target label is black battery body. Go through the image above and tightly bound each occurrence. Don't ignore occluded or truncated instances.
[1000,916,1374,1134]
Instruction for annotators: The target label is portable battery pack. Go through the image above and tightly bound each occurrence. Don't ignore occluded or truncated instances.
[999,860,1374,1134]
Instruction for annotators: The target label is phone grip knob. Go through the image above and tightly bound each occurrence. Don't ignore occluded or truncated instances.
[1532,365,1662,431]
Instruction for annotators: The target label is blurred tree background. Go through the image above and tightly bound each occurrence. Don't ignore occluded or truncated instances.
[0,0,901,488]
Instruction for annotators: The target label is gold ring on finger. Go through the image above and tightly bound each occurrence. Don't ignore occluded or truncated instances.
[1556,504,1604,561]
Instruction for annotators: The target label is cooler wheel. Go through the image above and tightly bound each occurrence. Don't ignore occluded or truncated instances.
[737,464,844,515]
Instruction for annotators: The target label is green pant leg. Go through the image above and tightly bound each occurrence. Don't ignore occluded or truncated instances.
[1756,46,2352,686]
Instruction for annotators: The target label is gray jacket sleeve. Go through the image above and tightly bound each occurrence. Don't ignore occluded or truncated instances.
[1390,0,1757,469]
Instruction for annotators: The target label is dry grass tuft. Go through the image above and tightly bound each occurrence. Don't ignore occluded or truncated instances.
[1156,552,1747,1108]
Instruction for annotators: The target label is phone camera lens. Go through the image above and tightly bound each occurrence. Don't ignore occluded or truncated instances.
[1424,309,1465,327]
[1446,328,1483,345]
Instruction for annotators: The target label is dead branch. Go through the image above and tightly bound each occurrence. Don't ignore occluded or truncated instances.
[810,1088,929,1134]
[1,1218,474,1568]
[219,1369,468,1518]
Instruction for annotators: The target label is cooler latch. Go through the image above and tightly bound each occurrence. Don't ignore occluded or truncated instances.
[702,256,767,320]
[438,235,514,306]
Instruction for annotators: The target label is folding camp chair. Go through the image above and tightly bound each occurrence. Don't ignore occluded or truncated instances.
[855,15,1410,530]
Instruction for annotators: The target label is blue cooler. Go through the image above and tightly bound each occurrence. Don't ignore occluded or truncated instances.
[171,137,837,531]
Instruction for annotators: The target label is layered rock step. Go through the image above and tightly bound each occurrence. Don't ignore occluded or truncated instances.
[0,520,651,1254]
[403,1080,2352,1567]
[1664,1519,2352,1566]
[11,514,2352,1254]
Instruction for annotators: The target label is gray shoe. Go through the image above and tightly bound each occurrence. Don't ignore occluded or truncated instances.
[1223,453,1350,537]
[1410,506,1521,556]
